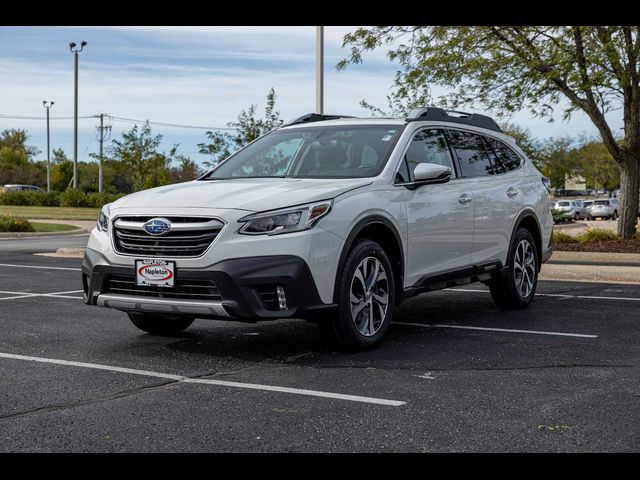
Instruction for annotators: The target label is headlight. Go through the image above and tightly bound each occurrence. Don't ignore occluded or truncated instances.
[238,200,332,235]
[96,204,111,232]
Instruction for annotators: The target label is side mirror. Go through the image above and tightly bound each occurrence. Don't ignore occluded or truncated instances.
[410,163,452,188]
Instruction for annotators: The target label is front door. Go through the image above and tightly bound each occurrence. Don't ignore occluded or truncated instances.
[398,128,475,287]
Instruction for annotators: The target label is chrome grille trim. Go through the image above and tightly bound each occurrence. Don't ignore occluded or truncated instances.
[114,218,224,231]
[111,215,225,257]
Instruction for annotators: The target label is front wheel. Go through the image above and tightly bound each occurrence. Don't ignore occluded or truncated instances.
[128,312,194,336]
[488,228,538,310]
[318,239,395,350]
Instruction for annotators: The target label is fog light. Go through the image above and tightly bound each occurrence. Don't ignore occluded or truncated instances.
[276,286,287,311]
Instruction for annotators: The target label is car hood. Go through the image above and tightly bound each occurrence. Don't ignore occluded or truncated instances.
[111,178,372,213]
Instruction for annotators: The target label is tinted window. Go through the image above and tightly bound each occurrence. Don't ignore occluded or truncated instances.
[485,137,522,172]
[396,129,454,183]
[448,130,493,177]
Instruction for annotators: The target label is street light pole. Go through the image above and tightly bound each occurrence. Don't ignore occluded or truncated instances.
[69,41,87,190]
[316,26,324,115]
[42,101,54,193]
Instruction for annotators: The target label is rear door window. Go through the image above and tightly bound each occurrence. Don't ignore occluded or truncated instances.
[447,129,494,177]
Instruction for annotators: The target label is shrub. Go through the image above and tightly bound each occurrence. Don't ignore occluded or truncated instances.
[0,214,35,232]
[59,189,88,207]
[578,228,618,243]
[552,231,579,244]
[0,190,60,206]
[552,210,570,223]
[85,192,125,209]
[36,191,61,206]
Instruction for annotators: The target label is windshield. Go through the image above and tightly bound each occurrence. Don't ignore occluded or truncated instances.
[593,200,609,205]
[558,201,570,206]
[201,125,404,180]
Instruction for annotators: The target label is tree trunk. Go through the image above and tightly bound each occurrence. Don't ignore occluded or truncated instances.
[617,153,640,239]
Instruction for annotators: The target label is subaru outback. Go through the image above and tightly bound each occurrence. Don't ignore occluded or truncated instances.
[83,107,553,350]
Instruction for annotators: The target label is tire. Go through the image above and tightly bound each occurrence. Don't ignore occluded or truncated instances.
[488,228,539,310]
[613,210,618,220]
[318,239,395,351]
[127,312,194,336]
[574,212,579,221]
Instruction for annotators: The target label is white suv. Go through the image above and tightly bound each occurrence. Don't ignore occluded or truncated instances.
[83,108,553,350]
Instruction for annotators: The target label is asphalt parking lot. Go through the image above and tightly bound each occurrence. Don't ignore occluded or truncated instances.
[0,234,639,452]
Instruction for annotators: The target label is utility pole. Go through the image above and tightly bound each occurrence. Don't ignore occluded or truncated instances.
[316,26,324,115]
[69,41,87,189]
[42,101,54,192]
[96,114,112,194]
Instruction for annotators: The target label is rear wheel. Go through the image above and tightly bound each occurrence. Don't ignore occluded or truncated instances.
[127,312,194,335]
[488,228,538,310]
[318,239,395,350]
[574,212,579,221]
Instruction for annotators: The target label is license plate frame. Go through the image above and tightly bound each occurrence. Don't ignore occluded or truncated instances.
[135,259,175,288]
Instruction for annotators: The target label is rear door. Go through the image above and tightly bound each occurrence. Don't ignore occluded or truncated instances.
[447,129,518,266]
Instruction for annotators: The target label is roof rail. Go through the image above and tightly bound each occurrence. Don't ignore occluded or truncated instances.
[283,113,355,127]
[405,107,502,133]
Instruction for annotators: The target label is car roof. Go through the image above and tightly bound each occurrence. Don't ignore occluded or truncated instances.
[278,117,518,145]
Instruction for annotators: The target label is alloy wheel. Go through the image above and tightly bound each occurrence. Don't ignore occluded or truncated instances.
[513,239,536,298]
[350,256,389,337]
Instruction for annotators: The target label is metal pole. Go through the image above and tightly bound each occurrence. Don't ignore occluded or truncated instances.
[46,106,51,193]
[99,114,103,193]
[316,26,324,115]
[73,51,78,189]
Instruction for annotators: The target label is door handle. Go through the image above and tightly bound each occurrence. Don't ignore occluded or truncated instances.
[507,188,518,198]
[458,194,473,204]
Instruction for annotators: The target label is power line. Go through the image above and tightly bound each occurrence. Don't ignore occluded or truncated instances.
[0,112,235,131]
[0,114,94,120]
[104,115,235,131]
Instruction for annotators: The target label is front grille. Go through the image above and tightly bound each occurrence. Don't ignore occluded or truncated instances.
[112,216,223,257]
[104,275,222,301]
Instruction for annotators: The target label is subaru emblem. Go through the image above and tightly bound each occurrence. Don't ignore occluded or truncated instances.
[143,218,171,236]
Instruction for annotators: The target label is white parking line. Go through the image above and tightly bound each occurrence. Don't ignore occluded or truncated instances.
[0,290,84,301]
[446,288,640,302]
[393,321,598,338]
[0,352,406,407]
[0,263,81,271]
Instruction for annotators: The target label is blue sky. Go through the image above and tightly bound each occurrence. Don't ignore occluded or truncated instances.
[0,26,624,168]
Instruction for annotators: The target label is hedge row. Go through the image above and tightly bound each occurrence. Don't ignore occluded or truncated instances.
[0,190,124,208]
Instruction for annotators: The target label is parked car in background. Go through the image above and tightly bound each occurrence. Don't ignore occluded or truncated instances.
[588,199,619,220]
[553,200,588,221]
[1,184,44,193]
[582,200,594,216]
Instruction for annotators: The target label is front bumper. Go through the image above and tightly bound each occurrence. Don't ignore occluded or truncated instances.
[82,248,336,321]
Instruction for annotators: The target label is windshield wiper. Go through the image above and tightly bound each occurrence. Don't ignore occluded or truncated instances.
[202,175,286,180]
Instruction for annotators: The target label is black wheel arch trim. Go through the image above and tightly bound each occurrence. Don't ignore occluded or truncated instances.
[509,209,544,272]
[332,215,405,304]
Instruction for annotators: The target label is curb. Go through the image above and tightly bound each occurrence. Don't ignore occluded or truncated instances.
[0,227,87,239]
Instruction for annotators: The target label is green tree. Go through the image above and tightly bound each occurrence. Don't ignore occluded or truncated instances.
[169,155,202,183]
[198,88,283,168]
[106,122,175,192]
[571,138,620,191]
[0,129,43,186]
[339,26,640,238]
[0,129,39,158]
[537,137,578,189]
